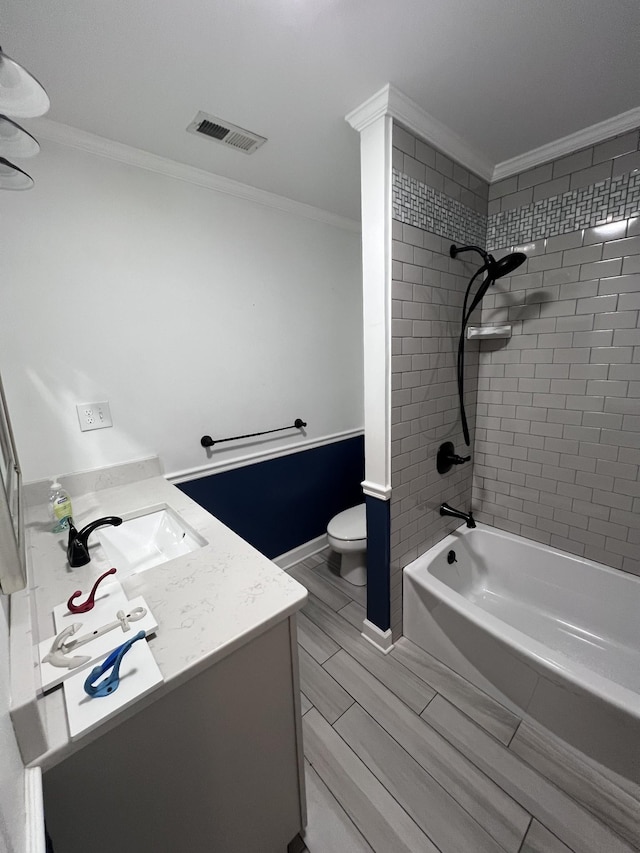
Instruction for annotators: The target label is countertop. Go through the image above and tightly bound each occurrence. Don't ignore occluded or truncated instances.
[12,470,307,769]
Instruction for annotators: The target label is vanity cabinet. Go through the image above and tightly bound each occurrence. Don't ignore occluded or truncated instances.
[12,467,308,853]
[43,616,305,853]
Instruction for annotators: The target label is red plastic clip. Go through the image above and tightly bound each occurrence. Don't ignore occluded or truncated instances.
[67,567,117,614]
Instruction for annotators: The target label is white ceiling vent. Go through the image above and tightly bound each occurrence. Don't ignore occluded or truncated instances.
[186,111,266,155]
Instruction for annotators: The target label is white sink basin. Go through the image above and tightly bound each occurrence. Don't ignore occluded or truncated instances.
[97,506,207,577]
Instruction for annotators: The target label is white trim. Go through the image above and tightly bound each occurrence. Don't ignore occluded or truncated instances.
[357,116,394,501]
[492,105,640,182]
[347,85,494,181]
[27,117,361,234]
[361,619,394,654]
[347,86,640,187]
[361,480,392,501]
[273,535,328,570]
[345,86,393,133]
[166,428,364,484]
[24,767,46,853]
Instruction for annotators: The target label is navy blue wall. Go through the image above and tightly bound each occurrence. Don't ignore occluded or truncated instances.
[178,436,364,559]
[365,495,390,632]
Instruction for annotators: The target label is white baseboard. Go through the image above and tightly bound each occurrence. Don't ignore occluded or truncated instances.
[273,535,329,570]
[361,619,394,654]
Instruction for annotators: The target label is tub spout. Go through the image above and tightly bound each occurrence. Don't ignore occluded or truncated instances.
[440,503,476,528]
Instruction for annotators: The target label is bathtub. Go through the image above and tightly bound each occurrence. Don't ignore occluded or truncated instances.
[403,523,640,783]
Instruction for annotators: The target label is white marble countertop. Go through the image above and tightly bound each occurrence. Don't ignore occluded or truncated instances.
[16,470,307,769]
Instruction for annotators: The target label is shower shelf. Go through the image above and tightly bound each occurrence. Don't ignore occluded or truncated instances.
[466,324,512,340]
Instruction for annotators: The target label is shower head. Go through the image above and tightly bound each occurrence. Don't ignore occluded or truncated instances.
[490,251,527,278]
[453,243,526,448]
[450,244,526,281]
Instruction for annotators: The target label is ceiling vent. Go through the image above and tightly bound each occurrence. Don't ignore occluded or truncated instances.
[186,111,266,155]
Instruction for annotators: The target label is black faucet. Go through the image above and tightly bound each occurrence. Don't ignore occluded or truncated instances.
[440,503,476,528]
[67,516,123,567]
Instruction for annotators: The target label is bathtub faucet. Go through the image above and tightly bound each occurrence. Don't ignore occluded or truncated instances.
[439,503,476,528]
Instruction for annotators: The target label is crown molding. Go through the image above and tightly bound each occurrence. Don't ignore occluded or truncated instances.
[346,84,494,182]
[492,105,640,182]
[345,85,394,133]
[26,117,361,233]
[348,87,640,188]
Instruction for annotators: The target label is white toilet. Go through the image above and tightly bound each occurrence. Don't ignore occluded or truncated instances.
[326,503,367,586]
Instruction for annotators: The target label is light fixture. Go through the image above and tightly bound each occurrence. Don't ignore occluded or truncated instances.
[0,47,49,190]
[0,47,50,118]
[0,157,34,191]
[0,115,39,157]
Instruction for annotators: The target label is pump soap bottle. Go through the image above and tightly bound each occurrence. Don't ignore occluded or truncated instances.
[49,479,72,533]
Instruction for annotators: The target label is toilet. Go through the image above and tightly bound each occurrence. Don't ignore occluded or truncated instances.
[326,503,367,586]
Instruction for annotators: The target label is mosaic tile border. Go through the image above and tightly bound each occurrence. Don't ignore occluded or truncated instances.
[488,171,640,251]
[392,168,487,246]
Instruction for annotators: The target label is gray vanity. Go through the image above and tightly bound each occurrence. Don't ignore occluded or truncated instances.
[10,459,307,853]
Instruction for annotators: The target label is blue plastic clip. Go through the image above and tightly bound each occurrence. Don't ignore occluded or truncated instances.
[83,630,146,698]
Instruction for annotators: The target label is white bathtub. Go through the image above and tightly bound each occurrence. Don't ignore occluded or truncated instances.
[403,523,640,783]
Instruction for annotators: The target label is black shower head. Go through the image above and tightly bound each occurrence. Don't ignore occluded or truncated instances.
[491,251,527,278]
[450,244,526,280]
[453,243,527,448]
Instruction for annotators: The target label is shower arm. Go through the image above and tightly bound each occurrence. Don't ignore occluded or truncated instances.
[450,244,489,265]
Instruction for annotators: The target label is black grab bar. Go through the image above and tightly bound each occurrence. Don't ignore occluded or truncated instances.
[200,418,307,448]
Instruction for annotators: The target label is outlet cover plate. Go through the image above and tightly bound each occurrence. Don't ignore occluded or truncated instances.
[76,401,113,432]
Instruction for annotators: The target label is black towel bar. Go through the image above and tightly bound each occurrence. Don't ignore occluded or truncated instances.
[201,418,307,448]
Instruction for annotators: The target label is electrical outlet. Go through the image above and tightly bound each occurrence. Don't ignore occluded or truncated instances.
[76,401,113,432]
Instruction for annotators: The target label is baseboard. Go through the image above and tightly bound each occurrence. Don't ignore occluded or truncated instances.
[273,535,329,570]
[24,766,45,853]
[361,619,394,654]
[288,833,307,853]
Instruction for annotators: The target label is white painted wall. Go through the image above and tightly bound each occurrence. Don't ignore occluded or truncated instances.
[0,140,363,482]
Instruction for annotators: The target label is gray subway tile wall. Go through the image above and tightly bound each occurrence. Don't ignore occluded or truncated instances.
[476,212,640,575]
[393,170,487,246]
[390,123,489,638]
[390,124,640,641]
[488,130,640,250]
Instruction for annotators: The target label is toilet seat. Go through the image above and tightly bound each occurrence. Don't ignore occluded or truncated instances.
[326,504,367,586]
[327,504,366,542]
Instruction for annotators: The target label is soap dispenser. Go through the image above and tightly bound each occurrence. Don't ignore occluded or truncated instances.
[49,478,72,533]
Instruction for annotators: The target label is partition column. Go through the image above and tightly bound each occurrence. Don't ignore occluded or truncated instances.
[346,103,394,652]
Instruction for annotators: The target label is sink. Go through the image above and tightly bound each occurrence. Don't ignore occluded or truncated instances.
[97,505,207,576]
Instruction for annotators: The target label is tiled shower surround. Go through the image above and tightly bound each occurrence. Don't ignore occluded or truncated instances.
[487,129,640,250]
[475,219,640,575]
[390,123,640,638]
[476,130,640,576]
[390,125,489,638]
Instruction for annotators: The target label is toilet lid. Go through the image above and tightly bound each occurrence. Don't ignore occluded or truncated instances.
[327,504,366,541]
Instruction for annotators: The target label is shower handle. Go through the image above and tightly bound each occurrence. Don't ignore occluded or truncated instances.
[437,442,470,475]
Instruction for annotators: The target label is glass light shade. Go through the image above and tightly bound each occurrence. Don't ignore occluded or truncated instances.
[0,115,39,157]
[0,50,50,118]
[0,157,34,190]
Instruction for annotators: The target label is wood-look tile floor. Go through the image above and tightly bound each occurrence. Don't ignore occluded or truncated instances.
[287,550,640,853]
